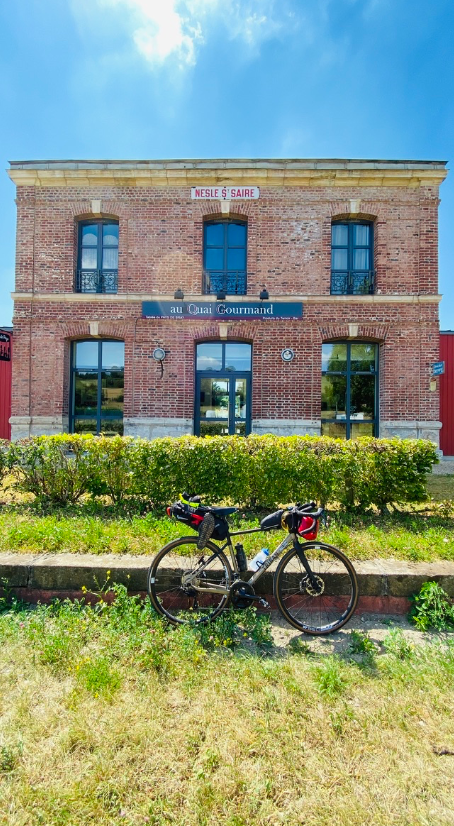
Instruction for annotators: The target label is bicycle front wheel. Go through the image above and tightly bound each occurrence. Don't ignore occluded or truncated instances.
[147,536,233,625]
[274,542,358,635]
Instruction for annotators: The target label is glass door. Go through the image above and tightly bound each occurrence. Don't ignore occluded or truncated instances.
[196,375,250,436]
[195,342,252,437]
[198,377,230,436]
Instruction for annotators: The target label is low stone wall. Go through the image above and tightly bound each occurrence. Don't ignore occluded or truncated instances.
[1,553,454,615]
[432,457,454,475]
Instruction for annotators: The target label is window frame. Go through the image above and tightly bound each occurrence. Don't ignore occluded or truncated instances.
[203,219,248,296]
[75,219,119,294]
[321,341,379,439]
[69,339,125,436]
[194,341,252,436]
[330,220,374,295]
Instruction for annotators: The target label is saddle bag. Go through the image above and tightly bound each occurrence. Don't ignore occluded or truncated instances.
[167,500,229,541]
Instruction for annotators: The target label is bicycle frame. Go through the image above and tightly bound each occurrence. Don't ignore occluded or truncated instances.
[184,527,304,595]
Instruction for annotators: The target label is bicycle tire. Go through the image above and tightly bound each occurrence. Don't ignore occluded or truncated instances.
[147,536,233,625]
[274,541,358,635]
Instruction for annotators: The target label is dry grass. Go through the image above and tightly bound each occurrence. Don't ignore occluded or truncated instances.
[0,594,454,826]
[426,474,454,501]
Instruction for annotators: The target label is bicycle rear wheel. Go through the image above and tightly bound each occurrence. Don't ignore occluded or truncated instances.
[147,536,233,625]
[274,542,358,635]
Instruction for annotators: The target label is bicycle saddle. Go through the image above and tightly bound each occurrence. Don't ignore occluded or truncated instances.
[209,506,237,517]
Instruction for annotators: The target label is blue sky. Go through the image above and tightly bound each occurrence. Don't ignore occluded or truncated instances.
[1,0,453,328]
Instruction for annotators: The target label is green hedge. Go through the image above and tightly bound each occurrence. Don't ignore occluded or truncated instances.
[3,433,438,511]
[0,439,8,485]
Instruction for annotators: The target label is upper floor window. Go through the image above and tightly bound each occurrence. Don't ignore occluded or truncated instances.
[75,220,119,294]
[203,220,247,296]
[330,221,374,295]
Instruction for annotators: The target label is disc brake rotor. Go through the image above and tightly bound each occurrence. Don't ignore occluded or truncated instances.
[300,573,325,597]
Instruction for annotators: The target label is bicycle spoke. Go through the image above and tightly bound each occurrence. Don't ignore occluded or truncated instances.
[275,542,358,635]
[148,537,232,625]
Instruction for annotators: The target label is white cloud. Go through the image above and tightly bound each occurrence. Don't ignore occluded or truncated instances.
[71,0,290,70]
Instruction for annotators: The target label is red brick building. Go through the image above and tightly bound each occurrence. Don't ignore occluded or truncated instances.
[7,158,448,445]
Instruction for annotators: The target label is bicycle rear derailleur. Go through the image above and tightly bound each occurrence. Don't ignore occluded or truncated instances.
[229,580,270,610]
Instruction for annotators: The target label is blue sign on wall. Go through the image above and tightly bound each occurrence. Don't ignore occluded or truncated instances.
[431,361,445,376]
[142,300,303,320]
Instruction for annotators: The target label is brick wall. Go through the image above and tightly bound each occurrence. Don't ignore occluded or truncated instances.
[9,160,446,442]
[14,184,440,297]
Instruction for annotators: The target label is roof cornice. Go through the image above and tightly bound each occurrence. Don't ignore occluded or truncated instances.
[7,158,448,188]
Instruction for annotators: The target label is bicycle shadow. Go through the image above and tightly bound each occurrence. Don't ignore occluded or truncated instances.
[265,609,436,658]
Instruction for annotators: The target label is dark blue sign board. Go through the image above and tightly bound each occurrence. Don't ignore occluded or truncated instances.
[431,361,445,376]
[142,300,303,320]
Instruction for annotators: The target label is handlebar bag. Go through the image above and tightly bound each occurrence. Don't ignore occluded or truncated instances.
[297,515,318,540]
[281,509,318,539]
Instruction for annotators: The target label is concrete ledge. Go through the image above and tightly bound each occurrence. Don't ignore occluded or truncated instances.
[1,553,454,615]
[432,458,454,475]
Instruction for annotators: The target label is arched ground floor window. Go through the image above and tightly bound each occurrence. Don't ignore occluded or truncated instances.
[321,342,378,438]
[70,339,125,435]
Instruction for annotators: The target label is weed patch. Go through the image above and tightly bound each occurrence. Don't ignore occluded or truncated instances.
[409,580,454,631]
[313,655,349,697]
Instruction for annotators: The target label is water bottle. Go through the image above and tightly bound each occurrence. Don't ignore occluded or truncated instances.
[248,547,270,572]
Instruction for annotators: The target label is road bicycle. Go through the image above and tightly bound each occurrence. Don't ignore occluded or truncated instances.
[147,494,359,636]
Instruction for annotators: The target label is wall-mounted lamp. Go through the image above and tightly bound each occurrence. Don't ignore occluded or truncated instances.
[174,288,184,300]
[259,287,269,301]
[152,346,166,377]
[216,289,226,301]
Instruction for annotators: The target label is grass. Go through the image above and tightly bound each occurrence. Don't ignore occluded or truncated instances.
[0,588,454,825]
[1,475,454,562]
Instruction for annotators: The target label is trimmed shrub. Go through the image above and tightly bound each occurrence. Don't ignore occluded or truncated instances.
[4,433,438,511]
[6,435,95,505]
[0,439,9,488]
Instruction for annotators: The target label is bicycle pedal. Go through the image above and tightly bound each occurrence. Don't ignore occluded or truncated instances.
[257,598,270,609]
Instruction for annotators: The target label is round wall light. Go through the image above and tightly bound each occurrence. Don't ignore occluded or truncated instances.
[281,348,295,363]
[152,347,166,362]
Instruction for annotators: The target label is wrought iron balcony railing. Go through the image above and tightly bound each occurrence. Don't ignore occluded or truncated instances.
[75,269,118,294]
[330,270,375,296]
[203,270,247,296]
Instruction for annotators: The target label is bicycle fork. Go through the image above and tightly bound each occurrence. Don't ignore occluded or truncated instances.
[292,538,324,595]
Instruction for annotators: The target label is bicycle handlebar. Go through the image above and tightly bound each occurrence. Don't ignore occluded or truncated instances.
[294,502,324,520]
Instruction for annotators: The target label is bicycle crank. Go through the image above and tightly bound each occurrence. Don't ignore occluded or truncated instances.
[229,581,270,610]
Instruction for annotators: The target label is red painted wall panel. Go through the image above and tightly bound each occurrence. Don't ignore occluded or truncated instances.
[0,333,12,440]
[440,333,454,455]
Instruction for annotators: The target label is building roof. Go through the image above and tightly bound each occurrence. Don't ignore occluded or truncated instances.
[8,158,448,170]
[7,158,448,188]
